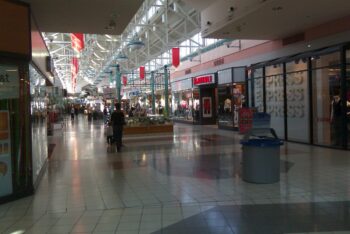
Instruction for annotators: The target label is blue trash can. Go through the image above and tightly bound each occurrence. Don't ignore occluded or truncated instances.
[240,138,283,183]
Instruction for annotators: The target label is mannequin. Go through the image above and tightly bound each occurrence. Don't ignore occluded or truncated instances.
[331,94,343,146]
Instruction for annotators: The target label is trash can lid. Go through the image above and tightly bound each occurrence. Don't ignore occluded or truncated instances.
[240,138,283,147]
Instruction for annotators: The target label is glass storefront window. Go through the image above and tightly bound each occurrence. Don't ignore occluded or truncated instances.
[312,51,343,147]
[233,83,246,128]
[253,68,264,112]
[172,89,199,122]
[218,85,233,127]
[346,49,350,148]
[29,65,48,184]
[286,60,310,142]
[265,64,285,139]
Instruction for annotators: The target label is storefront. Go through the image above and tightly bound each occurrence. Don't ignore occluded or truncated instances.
[193,74,217,125]
[0,1,34,203]
[248,44,350,149]
[217,67,247,130]
[171,78,199,123]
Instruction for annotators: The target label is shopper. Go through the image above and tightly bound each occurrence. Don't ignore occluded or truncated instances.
[70,106,75,120]
[106,122,114,144]
[111,103,125,152]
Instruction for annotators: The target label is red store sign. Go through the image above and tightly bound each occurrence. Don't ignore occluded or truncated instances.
[193,75,214,85]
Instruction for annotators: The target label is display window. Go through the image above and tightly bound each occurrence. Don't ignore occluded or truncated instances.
[233,83,246,128]
[218,85,233,127]
[347,49,350,149]
[172,89,199,122]
[248,46,350,148]
[253,68,264,112]
[286,60,310,143]
[312,51,343,147]
[265,64,285,139]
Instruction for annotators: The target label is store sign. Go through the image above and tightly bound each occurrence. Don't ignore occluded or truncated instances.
[193,75,214,86]
[239,108,254,134]
[0,111,13,197]
[0,65,19,100]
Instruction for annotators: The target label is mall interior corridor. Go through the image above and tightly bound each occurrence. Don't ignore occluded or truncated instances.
[0,117,349,234]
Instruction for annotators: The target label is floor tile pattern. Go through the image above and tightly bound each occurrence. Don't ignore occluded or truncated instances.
[0,116,349,234]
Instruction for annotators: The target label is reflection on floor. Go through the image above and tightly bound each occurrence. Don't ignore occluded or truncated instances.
[0,116,350,234]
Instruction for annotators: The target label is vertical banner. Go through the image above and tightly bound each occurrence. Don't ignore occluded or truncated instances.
[122,75,127,86]
[139,66,145,80]
[172,47,180,67]
[0,111,13,197]
[238,108,254,134]
[70,33,84,52]
[71,57,78,91]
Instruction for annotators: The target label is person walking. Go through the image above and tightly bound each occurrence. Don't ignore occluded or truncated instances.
[111,103,125,152]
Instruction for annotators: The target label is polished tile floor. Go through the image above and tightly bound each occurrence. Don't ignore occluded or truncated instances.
[0,116,350,234]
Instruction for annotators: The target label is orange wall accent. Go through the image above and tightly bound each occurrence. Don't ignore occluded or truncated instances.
[0,1,30,57]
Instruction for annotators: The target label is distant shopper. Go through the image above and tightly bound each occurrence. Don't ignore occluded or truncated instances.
[106,122,114,144]
[70,106,75,120]
[111,103,125,152]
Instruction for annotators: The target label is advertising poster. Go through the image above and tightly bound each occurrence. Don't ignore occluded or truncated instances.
[0,111,13,197]
[0,65,19,100]
[202,97,212,118]
[238,108,253,134]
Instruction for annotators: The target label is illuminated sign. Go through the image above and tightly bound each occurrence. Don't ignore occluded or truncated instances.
[193,75,214,85]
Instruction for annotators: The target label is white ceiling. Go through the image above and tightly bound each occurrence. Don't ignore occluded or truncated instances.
[27,0,144,34]
[201,0,350,40]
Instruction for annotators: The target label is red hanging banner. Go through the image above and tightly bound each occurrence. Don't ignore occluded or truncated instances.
[71,57,79,91]
[172,47,180,67]
[122,75,127,85]
[71,33,84,52]
[139,66,145,80]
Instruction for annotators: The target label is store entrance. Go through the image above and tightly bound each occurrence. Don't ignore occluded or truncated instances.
[199,86,216,125]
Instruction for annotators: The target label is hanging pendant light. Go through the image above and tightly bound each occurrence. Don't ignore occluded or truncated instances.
[127,35,145,50]
[115,52,128,62]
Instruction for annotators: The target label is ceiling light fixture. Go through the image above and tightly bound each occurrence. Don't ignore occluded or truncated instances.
[127,36,145,50]
[115,52,128,62]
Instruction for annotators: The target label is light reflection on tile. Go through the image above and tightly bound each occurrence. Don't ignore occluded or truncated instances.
[0,117,349,233]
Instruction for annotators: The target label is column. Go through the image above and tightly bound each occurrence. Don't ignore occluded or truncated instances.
[151,71,156,114]
[164,65,169,117]
[115,64,121,103]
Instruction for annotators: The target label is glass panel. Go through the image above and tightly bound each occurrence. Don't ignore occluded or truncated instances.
[218,85,233,127]
[248,79,252,107]
[233,83,246,128]
[286,61,310,142]
[29,65,48,184]
[233,67,245,82]
[312,52,340,68]
[254,78,264,112]
[193,89,200,123]
[266,64,285,139]
[172,90,198,122]
[312,66,343,147]
[346,50,350,148]
[252,68,264,112]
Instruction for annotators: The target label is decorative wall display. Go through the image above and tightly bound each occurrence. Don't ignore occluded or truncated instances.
[0,111,13,197]
[202,97,212,117]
